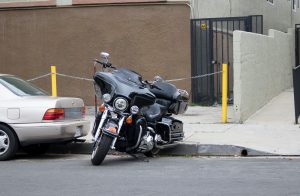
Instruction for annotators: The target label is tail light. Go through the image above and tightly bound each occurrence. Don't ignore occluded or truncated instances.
[81,106,86,117]
[43,108,65,120]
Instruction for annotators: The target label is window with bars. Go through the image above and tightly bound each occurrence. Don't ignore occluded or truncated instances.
[293,0,300,10]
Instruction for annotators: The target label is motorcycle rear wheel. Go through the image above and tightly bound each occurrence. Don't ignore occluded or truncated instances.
[91,134,113,165]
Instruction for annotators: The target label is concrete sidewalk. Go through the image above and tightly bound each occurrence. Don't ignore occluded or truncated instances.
[49,89,300,156]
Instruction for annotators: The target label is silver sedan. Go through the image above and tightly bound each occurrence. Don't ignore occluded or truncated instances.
[0,74,90,160]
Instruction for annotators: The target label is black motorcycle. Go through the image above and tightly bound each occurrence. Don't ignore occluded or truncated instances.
[91,52,189,165]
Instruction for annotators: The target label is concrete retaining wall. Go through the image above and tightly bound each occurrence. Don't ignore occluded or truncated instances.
[233,29,294,123]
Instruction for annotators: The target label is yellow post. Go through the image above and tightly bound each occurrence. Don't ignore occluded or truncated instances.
[222,64,228,123]
[51,66,57,97]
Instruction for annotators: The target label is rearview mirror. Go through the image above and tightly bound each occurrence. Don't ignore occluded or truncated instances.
[100,52,110,63]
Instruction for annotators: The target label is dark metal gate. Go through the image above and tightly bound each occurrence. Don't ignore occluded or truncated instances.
[293,24,300,124]
[191,15,263,105]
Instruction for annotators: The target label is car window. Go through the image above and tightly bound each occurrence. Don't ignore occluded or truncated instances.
[0,75,48,96]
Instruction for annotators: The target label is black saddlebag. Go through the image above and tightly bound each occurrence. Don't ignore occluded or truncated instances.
[168,89,189,115]
[156,117,184,143]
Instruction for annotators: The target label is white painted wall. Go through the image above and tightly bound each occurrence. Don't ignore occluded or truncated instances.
[191,0,295,33]
[56,0,72,6]
[233,29,295,123]
[293,9,300,25]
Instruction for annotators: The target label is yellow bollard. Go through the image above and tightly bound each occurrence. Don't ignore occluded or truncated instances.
[222,64,228,123]
[51,66,57,97]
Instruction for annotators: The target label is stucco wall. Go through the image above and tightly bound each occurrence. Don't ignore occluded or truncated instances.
[0,4,191,105]
[293,9,300,26]
[233,29,294,123]
[191,0,294,33]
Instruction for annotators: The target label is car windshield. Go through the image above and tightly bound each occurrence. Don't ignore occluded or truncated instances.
[0,75,48,96]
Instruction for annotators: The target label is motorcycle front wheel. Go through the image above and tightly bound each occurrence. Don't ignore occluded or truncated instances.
[91,134,113,166]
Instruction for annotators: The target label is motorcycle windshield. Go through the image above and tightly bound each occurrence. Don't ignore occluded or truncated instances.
[94,69,154,101]
[113,69,153,99]
[112,68,143,87]
[94,72,117,98]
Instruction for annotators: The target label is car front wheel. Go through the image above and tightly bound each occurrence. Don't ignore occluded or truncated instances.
[0,124,19,161]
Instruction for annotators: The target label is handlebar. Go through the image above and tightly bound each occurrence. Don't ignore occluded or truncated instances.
[94,59,115,69]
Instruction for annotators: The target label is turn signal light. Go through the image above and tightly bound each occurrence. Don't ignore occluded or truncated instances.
[43,108,65,120]
[99,104,105,113]
[126,116,133,124]
[107,127,117,134]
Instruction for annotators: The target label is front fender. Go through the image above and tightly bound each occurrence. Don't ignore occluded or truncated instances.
[103,117,124,139]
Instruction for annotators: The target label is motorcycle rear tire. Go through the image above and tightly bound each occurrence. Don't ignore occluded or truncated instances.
[91,134,113,166]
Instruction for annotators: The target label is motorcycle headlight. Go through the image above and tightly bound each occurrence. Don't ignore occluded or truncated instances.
[103,93,112,103]
[113,97,128,111]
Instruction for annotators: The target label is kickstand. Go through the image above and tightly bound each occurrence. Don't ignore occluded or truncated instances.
[129,153,150,162]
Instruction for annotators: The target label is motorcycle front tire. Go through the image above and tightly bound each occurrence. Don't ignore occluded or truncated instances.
[91,134,113,166]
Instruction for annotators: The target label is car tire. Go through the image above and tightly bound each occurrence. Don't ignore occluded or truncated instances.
[0,124,19,161]
[23,144,49,155]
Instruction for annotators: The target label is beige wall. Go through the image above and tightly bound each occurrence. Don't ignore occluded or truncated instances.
[0,4,191,105]
[233,29,294,123]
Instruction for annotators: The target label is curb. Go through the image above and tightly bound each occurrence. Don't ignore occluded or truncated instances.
[47,142,275,157]
[159,143,275,156]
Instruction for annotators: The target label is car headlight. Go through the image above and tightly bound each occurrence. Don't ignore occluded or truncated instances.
[113,97,128,111]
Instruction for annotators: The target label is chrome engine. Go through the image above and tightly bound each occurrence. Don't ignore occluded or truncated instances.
[137,131,154,153]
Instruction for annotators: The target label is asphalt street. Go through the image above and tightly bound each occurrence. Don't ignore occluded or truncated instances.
[0,155,300,196]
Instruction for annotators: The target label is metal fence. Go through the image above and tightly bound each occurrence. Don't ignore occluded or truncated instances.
[293,24,300,124]
[191,15,263,105]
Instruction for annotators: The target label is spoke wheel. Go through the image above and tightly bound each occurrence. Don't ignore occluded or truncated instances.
[0,130,9,156]
[0,125,19,161]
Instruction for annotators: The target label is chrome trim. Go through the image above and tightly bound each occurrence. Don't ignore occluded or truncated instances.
[110,116,125,149]
[147,126,155,134]
[94,110,108,140]
[126,125,142,151]
[113,97,128,112]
